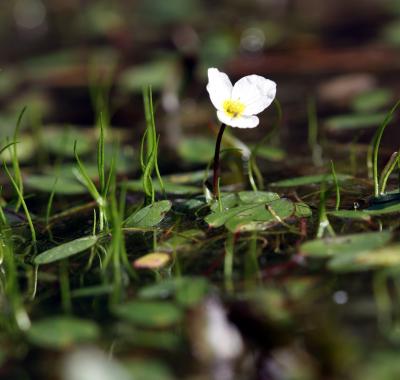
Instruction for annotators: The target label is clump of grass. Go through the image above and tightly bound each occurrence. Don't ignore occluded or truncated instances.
[369,100,400,196]
[74,113,114,232]
[141,85,164,204]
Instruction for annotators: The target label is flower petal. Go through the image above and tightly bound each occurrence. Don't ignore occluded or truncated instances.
[231,75,276,115]
[206,68,233,111]
[217,111,259,128]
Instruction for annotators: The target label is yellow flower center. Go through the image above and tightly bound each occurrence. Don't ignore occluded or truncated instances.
[223,99,245,118]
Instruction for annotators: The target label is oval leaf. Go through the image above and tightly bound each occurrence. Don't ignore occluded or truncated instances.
[27,317,99,349]
[34,235,98,265]
[133,252,171,269]
[124,200,172,228]
[113,301,182,328]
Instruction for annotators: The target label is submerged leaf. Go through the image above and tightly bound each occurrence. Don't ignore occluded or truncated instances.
[271,173,351,187]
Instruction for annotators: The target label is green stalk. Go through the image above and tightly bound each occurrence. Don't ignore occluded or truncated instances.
[330,160,341,211]
[3,161,36,248]
[379,151,400,195]
[371,100,400,196]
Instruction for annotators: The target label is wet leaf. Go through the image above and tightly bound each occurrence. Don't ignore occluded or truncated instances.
[118,60,176,92]
[270,173,351,187]
[301,231,392,258]
[225,198,295,232]
[113,301,183,328]
[125,359,175,380]
[124,200,171,228]
[71,284,114,298]
[325,113,387,131]
[251,145,286,161]
[34,235,98,264]
[364,202,400,215]
[138,277,210,308]
[125,180,200,195]
[27,317,99,349]
[238,191,280,204]
[328,210,371,221]
[159,229,205,251]
[175,277,210,307]
[294,202,313,217]
[177,137,214,164]
[44,127,92,157]
[352,89,393,112]
[329,244,400,272]
[25,174,86,195]
[133,252,171,269]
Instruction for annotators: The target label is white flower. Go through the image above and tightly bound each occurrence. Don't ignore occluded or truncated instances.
[206,67,276,128]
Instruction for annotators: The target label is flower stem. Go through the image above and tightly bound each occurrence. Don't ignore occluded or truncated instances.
[212,123,226,197]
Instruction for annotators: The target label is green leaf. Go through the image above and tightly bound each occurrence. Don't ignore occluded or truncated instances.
[125,180,201,195]
[34,236,98,264]
[118,60,176,92]
[238,191,280,204]
[44,127,92,157]
[329,243,400,272]
[113,301,183,328]
[270,173,351,187]
[294,202,313,217]
[71,284,114,298]
[138,277,210,308]
[125,359,175,380]
[352,89,393,112]
[300,231,392,258]
[224,198,295,233]
[177,137,214,164]
[328,210,371,221]
[27,317,99,349]
[25,174,86,195]
[364,202,400,215]
[325,113,387,131]
[251,145,286,161]
[124,200,171,228]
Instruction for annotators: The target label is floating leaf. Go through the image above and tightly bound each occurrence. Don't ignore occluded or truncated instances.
[251,145,286,161]
[27,317,99,349]
[364,202,400,215]
[238,191,280,204]
[118,60,176,92]
[352,89,393,112]
[224,198,295,233]
[34,236,98,265]
[301,231,392,258]
[125,359,175,380]
[124,200,171,228]
[71,285,114,298]
[138,277,210,308]
[324,113,387,131]
[44,127,92,157]
[125,180,200,195]
[328,210,371,221]
[294,202,313,217]
[25,174,86,195]
[270,173,351,187]
[177,137,214,164]
[113,301,183,328]
[133,252,171,269]
[329,244,400,272]
[175,277,210,308]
